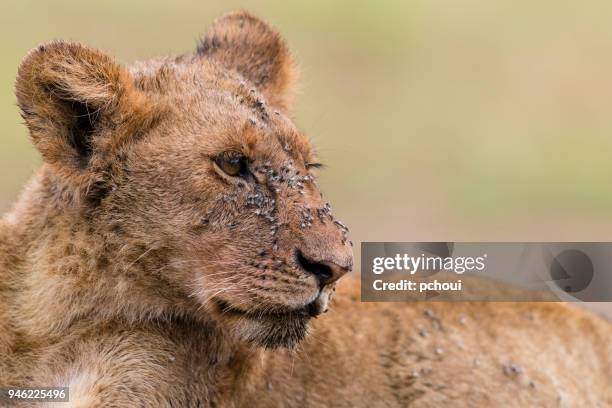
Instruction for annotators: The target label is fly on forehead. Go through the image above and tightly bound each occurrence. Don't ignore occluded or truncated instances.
[235,81,271,127]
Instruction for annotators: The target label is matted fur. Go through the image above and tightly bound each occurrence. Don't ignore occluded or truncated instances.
[1,11,610,407]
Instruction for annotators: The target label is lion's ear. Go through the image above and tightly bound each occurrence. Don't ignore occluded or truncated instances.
[197,11,298,112]
[16,42,157,180]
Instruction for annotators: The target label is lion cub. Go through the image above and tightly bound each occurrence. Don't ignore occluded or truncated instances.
[0,11,609,407]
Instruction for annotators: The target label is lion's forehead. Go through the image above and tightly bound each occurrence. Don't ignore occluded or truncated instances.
[129,58,257,101]
[128,60,315,165]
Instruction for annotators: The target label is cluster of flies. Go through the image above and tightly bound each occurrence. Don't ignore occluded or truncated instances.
[244,157,351,250]
[242,85,351,249]
[197,83,354,253]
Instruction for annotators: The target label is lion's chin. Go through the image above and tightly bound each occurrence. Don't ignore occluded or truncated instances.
[238,314,311,349]
[212,299,313,349]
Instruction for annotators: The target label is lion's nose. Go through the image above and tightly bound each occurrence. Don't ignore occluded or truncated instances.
[296,250,351,286]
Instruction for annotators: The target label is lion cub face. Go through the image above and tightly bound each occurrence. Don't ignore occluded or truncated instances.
[15,12,352,348]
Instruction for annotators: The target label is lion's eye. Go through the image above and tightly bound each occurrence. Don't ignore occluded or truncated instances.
[214,151,248,177]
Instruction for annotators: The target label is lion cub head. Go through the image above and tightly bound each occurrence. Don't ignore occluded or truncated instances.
[15,11,353,348]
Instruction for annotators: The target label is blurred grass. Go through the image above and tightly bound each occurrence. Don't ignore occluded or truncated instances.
[3,0,612,245]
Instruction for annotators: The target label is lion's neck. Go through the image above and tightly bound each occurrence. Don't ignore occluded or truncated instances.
[3,171,199,340]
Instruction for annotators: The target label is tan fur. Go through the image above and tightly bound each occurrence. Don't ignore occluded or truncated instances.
[1,11,610,407]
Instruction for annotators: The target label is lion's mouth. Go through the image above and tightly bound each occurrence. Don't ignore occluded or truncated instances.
[214,299,318,320]
[212,286,335,348]
[213,283,335,324]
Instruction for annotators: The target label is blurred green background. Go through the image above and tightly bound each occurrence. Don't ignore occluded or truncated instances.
[3,0,612,276]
